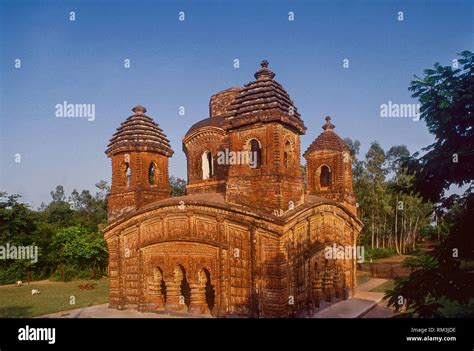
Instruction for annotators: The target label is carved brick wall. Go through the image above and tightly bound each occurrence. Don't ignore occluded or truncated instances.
[209,87,241,117]
[226,123,305,213]
[107,236,120,308]
[227,223,251,314]
[108,151,170,221]
[256,231,287,316]
[282,205,361,310]
[183,130,229,194]
[103,201,361,317]
[120,228,139,308]
[305,150,356,215]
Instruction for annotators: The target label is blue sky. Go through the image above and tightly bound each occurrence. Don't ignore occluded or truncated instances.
[1,0,472,207]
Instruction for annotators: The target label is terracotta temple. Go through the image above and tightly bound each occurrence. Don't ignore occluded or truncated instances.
[103,60,362,317]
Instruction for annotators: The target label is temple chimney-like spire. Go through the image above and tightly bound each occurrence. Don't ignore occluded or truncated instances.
[322,116,335,131]
[132,104,147,115]
[254,60,276,80]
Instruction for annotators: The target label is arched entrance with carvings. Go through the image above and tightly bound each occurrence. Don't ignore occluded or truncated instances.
[140,241,221,315]
[153,266,166,302]
[179,264,191,309]
[203,268,215,312]
[157,266,167,303]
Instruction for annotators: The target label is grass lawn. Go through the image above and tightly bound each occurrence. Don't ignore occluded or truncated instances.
[356,271,371,286]
[370,279,395,293]
[0,278,109,318]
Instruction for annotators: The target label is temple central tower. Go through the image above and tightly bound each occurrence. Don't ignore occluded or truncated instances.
[223,61,307,215]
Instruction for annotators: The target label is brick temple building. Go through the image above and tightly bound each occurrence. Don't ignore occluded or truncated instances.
[103,60,362,317]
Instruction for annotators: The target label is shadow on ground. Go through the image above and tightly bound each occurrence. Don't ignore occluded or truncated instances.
[0,305,32,318]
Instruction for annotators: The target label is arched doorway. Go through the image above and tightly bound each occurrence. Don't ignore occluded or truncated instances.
[249,139,262,168]
[122,162,132,187]
[157,267,167,303]
[179,265,191,308]
[319,165,331,187]
[202,151,213,179]
[148,162,157,185]
[203,268,215,312]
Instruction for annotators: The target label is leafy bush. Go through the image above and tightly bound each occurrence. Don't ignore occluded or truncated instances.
[51,266,77,282]
[52,226,108,281]
[0,186,109,285]
[51,266,99,282]
[436,297,474,318]
[385,252,474,317]
[0,264,26,285]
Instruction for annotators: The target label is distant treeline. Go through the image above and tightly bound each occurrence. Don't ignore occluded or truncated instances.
[345,139,433,257]
[0,177,186,285]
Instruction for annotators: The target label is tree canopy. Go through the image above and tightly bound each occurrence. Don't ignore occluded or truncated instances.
[405,51,473,202]
[385,51,474,317]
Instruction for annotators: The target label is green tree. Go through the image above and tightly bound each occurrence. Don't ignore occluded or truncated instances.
[344,138,365,179]
[0,193,37,245]
[365,142,387,249]
[42,186,74,227]
[386,145,410,180]
[405,51,473,202]
[0,180,110,285]
[170,176,186,197]
[50,186,66,202]
[52,226,108,281]
[386,51,474,317]
[348,140,432,255]
[0,193,38,283]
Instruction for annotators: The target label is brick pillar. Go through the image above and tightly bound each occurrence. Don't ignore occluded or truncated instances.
[333,264,342,299]
[249,226,259,317]
[323,264,335,302]
[165,281,183,311]
[108,237,121,309]
[313,269,323,307]
[189,284,209,315]
[219,248,229,315]
[165,268,186,312]
[189,270,210,315]
[146,272,165,311]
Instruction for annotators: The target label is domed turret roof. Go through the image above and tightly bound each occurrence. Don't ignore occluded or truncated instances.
[184,116,226,137]
[223,60,306,134]
[106,105,173,156]
[304,116,349,157]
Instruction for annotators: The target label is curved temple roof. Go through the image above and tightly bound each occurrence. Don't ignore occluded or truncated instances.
[226,60,302,119]
[106,105,173,156]
[304,116,349,156]
[185,60,307,137]
[185,116,226,137]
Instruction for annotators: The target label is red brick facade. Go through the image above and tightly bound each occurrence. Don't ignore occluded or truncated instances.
[105,105,173,222]
[103,61,362,317]
[304,116,357,215]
